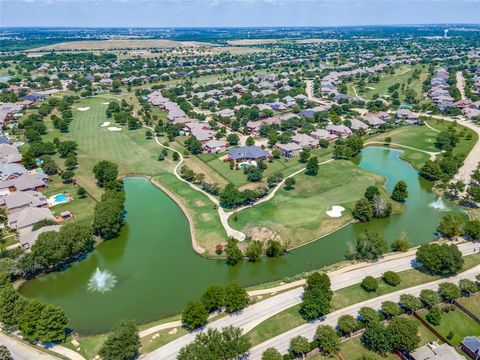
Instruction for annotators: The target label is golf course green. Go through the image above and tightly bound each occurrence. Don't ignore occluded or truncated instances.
[19,147,467,334]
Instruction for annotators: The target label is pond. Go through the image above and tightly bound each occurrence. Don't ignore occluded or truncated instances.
[19,147,467,334]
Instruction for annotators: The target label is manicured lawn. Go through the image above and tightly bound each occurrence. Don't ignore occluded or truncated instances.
[43,96,176,200]
[64,333,107,360]
[348,64,428,102]
[369,125,439,153]
[456,294,480,318]
[230,160,398,248]
[43,175,97,226]
[246,254,480,346]
[140,327,188,354]
[423,117,479,160]
[418,305,480,346]
[339,336,398,360]
[153,172,226,253]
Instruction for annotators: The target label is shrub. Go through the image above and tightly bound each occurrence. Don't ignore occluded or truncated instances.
[382,271,401,286]
[361,276,379,292]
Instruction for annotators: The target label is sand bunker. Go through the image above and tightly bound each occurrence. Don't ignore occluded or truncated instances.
[77,107,90,111]
[102,102,110,105]
[326,205,345,218]
[107,127,122,132]
[100,122,111,127]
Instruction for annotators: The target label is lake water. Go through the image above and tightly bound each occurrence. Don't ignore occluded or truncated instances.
[19,147,466,334]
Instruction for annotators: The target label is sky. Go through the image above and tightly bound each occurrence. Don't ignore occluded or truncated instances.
[1,0,479,28]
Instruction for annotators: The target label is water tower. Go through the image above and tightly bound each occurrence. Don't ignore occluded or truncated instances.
[444,29,449,38]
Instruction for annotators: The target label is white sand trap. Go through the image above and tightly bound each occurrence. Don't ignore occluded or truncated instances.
[326,205,345,218]
[102,102,110,105]
[77,107,90,111]
[100,122,111,127]
[107,127,122,132]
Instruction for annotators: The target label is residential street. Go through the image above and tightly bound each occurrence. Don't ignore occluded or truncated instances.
[145,242,478,360]
[249,264,480,359]
[0,332,59,360]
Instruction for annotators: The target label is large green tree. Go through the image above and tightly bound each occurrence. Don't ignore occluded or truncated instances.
[391,180,408,202]
[182,301,208,330]
[99,320,140,360]
[93,160,119,188]
[416,243,464,276]
[224,284,249,313]
[315,325,340,356]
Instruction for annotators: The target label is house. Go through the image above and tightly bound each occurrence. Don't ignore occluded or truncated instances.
[228,146,270,161]
[325,124,352,137]
[396,109,418,121]
[216,109,235,118]
[0,144,22,164]
[291,133,319,148]
[410,342,466,360]
[349,118,369,131]
[311,129,337,141]
[8,207,55,232]
[21,93,49,103]
[18,225,61,249]
[204,139,227,153]
[276,142,302,158]
[463,108,480,119]
[363,113,386,127]
[461,336,480,359]
[0,173,48,193]
[3,191,47,213]
[0,162,27,182]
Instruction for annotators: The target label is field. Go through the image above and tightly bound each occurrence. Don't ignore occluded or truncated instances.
[347,65,428,102]
[229,160,396,247]
[30,39,213,51]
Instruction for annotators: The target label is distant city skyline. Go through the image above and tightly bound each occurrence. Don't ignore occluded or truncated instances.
[1,0,479,28]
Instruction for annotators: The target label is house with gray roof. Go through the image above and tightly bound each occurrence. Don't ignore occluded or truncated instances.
[276,142,302,158]
[19,225,61,249]
[461,336,480,359]
[4,191,47,213]
[292,133,319,148]
[228,146,270,161]
[204,139,227,153]
[0,173,48,193]
[350,118,369,131]
[0,163,27,182]
[0,144,22,164]
[410,342,465,360]
[8,207,55,232]
[326,124,352,137]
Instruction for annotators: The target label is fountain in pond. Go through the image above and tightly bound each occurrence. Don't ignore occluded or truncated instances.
[429,197,448,211]
[87,268,117,293]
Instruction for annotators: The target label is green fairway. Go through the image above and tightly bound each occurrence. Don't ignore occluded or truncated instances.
[369,125,439,152]
[424,117,479,159]
[347,64,428,102]
[419,305,480,346]
[43,96,176,199]
[229,160,391,247]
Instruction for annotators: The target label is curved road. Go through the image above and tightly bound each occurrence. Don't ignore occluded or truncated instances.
[144,242,478,360]
[249,264,480,359]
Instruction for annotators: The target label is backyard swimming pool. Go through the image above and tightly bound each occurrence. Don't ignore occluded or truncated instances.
[48,193,69,206]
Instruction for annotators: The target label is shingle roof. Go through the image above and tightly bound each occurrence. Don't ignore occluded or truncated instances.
[228,146,270,160]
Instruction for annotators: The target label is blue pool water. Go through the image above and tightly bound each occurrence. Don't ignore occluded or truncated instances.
[54,194,68,203]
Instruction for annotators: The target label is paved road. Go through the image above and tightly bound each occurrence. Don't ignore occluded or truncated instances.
[145,242,478,360]
[249,264,480,359]
[0,332,59,360]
